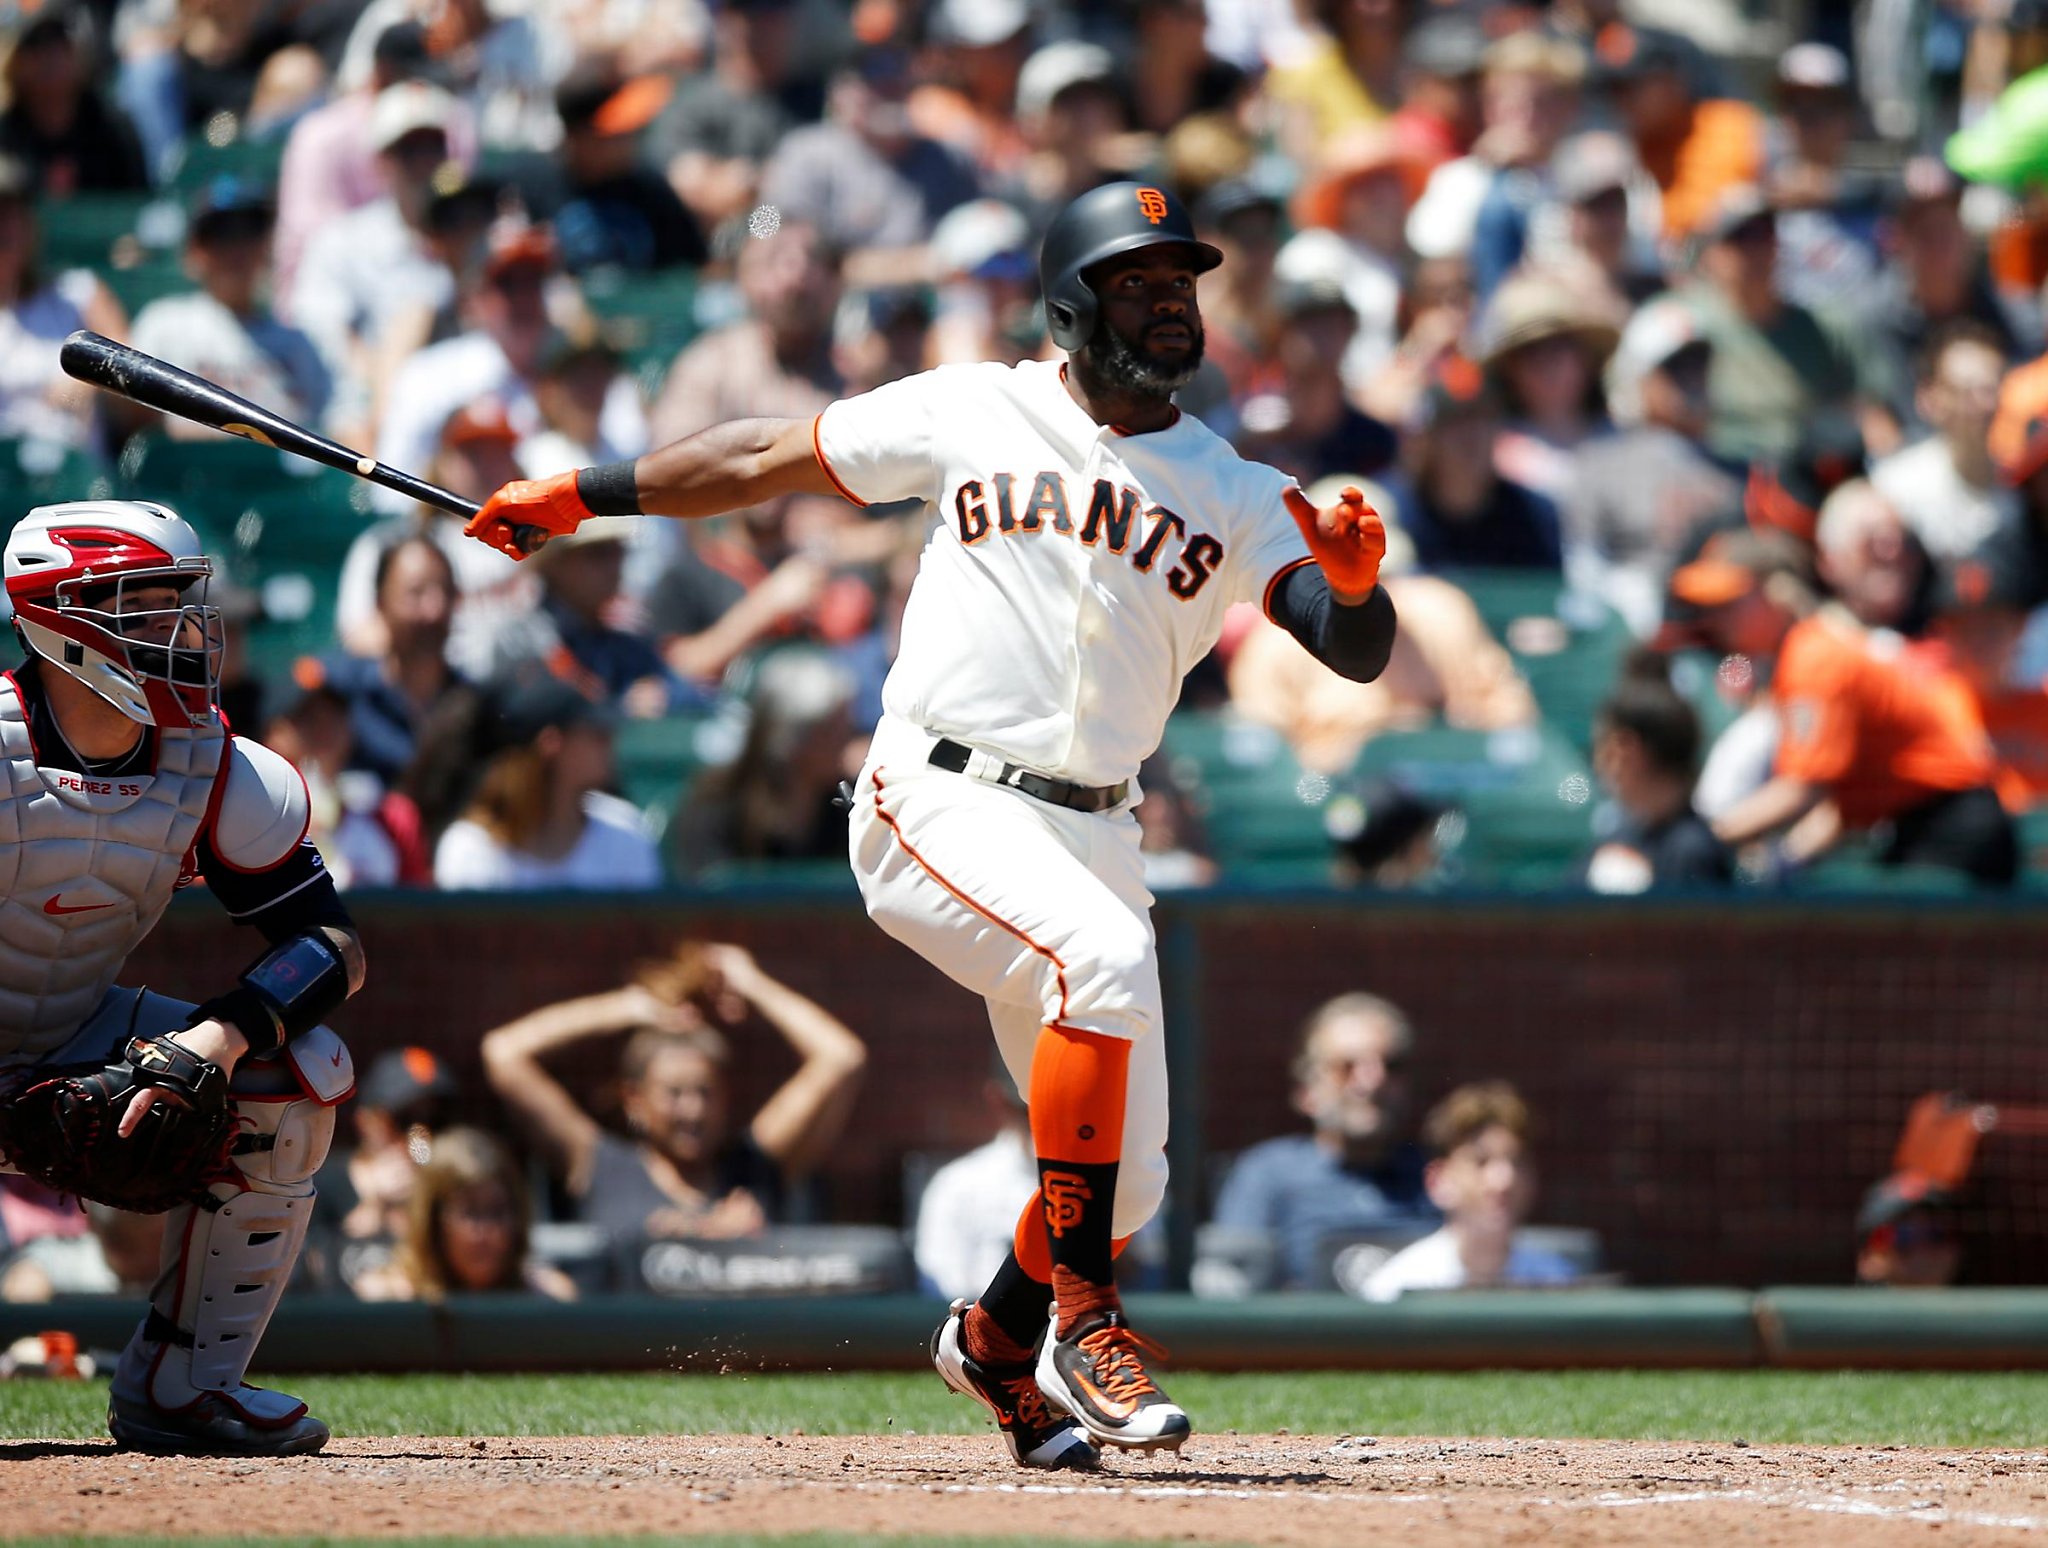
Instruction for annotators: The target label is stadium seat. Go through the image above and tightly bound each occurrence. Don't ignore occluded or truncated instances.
[1441,567,1635,755]
[1348,722,1595,886]
[35,192,156,271]
[612,709,724,839]
[579,267,699,397]
[0,438,114,514]
[167,128,284,194]
[1158,710,1335,870]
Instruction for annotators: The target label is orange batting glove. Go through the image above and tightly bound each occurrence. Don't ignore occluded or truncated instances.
[463,472,592,560]
[1283,483,1386,602]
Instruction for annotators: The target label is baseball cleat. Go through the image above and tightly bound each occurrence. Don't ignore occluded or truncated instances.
[108,1387,330,1457]
[1036,1309,1191,1452]
[931,1299,1100,1470]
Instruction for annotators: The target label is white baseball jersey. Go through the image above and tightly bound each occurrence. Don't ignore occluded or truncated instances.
[815,357,1314,787]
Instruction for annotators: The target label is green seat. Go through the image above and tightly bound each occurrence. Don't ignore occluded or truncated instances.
[579,266,699,396]
[169,131,284,195]
[99,258,195,316]
[0,439,115,512]
[36,192,156,271]
[1441,567,1634,755]
[1159,711,1335,870]
[1350,722,1595,887]
[614,710,724,836]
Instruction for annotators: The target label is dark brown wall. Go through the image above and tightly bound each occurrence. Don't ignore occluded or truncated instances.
[129,892,2048,1286]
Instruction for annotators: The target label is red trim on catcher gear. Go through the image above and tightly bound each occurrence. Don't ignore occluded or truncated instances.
[4,525,179,602]
[812,414,869,509]
[870,766,1072,1024]
[1261,556,1316,624]
[181,729,237,888]
[200,751,311,876]
[144,1205,204,1410]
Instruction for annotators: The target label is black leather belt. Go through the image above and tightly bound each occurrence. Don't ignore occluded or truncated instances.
[928,738,1129,813]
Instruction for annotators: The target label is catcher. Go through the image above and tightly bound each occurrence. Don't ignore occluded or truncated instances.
[0,499,364,1456]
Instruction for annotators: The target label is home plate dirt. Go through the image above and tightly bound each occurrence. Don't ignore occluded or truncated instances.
[5,1434,2045,1544]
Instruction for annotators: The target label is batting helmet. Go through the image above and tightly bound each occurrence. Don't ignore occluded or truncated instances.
[1038,181,1222,353]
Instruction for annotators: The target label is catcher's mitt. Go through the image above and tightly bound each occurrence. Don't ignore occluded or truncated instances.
[0,1036,238,1214]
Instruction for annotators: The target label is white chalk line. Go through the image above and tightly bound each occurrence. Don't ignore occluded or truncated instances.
[851,1477,2045,1530]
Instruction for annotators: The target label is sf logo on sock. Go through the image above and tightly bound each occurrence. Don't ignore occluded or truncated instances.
[1042,1171,1094,1238]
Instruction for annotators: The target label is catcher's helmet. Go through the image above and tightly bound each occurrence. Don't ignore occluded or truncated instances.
[1039,181,1222,353]
[4,500,223,728]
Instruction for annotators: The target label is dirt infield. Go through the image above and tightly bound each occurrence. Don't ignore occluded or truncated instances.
[4,1433,2043,1545]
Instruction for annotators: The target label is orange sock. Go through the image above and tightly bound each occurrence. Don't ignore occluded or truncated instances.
[1027,1024,1129,1324]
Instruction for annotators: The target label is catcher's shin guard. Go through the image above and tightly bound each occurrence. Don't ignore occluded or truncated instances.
[110,1027,351,1455]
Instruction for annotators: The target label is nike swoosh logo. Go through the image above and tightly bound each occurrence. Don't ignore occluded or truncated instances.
[1071,1369,1137,1420]
[330,1050,343,1066]
[43,896,114,916]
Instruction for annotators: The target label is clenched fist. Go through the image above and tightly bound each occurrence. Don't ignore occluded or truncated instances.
[1283,483,1386,603]
[463,472,593,560]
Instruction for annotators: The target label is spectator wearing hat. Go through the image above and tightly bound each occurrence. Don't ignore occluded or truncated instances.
[1405,33,1584,286]
[925,197,1040,367]
[1682,185,1889,466]
[1277,122,1429,394]
[1361,1081,1578,1301]
[375,218,647,520]
[319,1045,462,1247]
[1228,473,1537,774]
[1986,352,2048,606]
[1479,270,1620,511]
[338,401,540,680]
[1208,992,1435,1291]
[1000,41,1136,232]
[1391,14,1486,172]
[0,153,126,454]
[759,45,976,283]
[1537,132,1663,304]
[1813,479,1929,637]
[647,0,806,240]
[1604,33,1763,245]
[130,179,329,437]
[483,937,866,1244]
[539,65,704,276]
[1766,43,1886,317]
[1927,541,2048,813]
[1855,1171,1960,1286]
[1872,321,2020,565]
[907,0,1035,181]
[434,674,661,891]
[289,82,467,405]
[1567,295,1739,636]
[1231,276,1398,488]
[0,5,147,195]
[1401,357,1562,570]
[1325,776,1452,888]
[1865,157,2034,388]
[485,516,682,716]
[1672,528,2016,884]
[1194,178,1288,404]
[1581,653,1733,892]
[273,22,478,307]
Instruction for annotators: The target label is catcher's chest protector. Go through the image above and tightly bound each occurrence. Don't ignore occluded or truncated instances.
[0,676,224,1061]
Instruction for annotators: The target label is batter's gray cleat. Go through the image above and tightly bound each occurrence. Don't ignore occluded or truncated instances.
[108,1387,330,1457]
[1036,1310,1191,1453]
[931,1299,1100,1470]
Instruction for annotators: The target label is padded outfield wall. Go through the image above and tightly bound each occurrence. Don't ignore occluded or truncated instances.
[126,886,2048,1289]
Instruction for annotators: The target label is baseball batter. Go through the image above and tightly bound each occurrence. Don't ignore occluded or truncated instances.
[0,500,364,1455]
[468,182,1394,1466]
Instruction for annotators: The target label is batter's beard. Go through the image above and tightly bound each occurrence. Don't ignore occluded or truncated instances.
[1075,316,1206,400]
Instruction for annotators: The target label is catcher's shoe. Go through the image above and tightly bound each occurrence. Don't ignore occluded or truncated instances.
[931,1299,1099,1470]
[108,1384,330,1457]
[1036,1309,1191,1453]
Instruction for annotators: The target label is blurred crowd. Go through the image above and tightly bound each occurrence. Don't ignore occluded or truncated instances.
[7,0,2048,891]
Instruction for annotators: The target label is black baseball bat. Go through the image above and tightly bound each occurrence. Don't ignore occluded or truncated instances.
[59,330,549,552]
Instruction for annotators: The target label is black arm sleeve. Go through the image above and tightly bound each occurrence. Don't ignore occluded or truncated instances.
[197,837,356,945]
[1269,565,1398,683]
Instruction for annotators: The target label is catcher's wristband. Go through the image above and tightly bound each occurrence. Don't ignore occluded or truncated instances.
[192,931,350,1057]
[127,1035,228,1108]
[575,460,641,516]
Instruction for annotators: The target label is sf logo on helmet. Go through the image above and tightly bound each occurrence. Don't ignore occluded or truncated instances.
[1135,187,1170,225]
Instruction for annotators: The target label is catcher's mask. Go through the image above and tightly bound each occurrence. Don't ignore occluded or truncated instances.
[4,500,224,729]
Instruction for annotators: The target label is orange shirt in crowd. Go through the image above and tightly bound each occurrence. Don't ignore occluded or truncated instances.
[1653,98,1767,241]
[1974,685,2048,812]
[1771,613,1995,828]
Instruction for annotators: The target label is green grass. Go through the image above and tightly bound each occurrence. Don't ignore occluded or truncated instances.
[3,1369,2044,1447]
